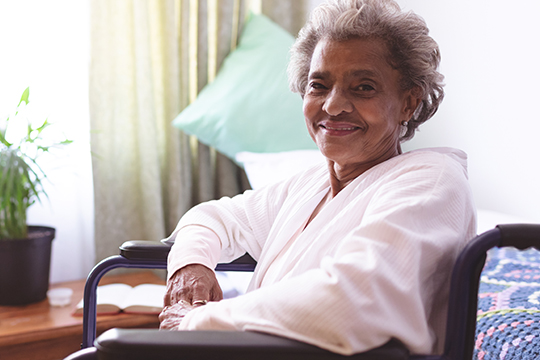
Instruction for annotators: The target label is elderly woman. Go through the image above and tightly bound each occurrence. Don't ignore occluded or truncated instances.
[159,0,476,356]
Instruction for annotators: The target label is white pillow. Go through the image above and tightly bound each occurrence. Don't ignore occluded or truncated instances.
[236,150,326,190]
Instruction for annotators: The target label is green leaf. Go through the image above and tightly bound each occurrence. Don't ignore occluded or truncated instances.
[21,154,48,200]
[0,130,12,147]
[37,145,51,152]
[35,119,50,133]
[18,87,30,107]
[0,150,32,238]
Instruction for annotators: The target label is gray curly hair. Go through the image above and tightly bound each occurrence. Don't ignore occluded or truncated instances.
[288,0,444,141]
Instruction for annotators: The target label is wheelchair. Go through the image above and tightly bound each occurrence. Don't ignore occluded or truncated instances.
[65,224,540,360]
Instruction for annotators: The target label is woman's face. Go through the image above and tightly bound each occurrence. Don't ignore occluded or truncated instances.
[303,37,419,172]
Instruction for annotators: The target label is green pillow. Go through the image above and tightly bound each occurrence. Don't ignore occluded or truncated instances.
[172,13,317,161]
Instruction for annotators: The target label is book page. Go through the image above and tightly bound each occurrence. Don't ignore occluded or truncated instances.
[73,283,134,315]
[120,284,166,314]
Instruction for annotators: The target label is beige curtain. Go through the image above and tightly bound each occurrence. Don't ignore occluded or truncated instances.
[89,0,307,263]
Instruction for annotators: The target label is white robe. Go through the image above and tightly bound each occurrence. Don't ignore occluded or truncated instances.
[164,148,477,355]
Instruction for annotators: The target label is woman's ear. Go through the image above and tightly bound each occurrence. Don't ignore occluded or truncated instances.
[402,88,422,121]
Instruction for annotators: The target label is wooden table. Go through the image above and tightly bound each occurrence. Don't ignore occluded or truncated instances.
[0,271,165,360]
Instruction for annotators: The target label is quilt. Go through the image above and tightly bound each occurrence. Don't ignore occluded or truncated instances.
[475,247,540,359]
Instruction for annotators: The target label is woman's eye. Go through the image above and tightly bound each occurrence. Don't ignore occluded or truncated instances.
[356,84,375,91]
[309,82,326,90]
[306,82,328,94]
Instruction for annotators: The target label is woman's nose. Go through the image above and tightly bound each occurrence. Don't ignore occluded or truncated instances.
[322,89,353,116]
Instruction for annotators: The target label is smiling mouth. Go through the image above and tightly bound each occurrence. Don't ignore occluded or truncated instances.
[319,123,362,136]
[322,125,358,131]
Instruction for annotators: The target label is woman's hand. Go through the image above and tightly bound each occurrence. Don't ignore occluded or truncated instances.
[159,301,197,330]
[159,264,223,329]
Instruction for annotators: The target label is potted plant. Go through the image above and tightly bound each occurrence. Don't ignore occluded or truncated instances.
[0,87,72,305]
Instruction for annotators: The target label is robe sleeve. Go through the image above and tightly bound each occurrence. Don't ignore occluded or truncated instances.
[174,156,477,356]
[166,225,222,280]
[166,173,300,275]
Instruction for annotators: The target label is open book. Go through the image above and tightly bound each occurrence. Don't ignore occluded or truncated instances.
[73,283,166,316]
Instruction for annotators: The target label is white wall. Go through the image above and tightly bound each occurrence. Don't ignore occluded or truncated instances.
[0,0,95,283]
[308,0,540,222]
[397,0,540,222]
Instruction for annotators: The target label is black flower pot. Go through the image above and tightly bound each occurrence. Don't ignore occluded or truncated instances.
[0,226,55,305]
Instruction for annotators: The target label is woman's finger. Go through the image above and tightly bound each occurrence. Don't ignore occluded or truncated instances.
[159,301,196,329]
[191,284,211,306]
[159,306,181,329]
[211,281,224,301]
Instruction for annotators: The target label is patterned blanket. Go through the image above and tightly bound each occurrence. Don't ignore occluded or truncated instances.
[475,247,540,359]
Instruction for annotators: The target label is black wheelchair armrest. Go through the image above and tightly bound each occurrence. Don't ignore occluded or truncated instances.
[120,241,171,260]
[95,329,409,360]
[118,240,257,271]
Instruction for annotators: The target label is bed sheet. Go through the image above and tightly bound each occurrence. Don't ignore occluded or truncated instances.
[475,247,540,359]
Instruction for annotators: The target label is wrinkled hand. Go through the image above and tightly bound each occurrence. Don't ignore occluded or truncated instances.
[159,301,197,330]
[159,264,223,330]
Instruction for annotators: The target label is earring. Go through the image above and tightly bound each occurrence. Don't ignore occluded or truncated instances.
[402,121,408,127]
